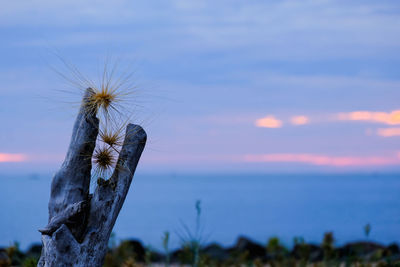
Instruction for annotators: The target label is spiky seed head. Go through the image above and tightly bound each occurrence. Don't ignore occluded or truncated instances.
[102,132,120,147]
[100,129,123,148]
[98,121,126,149]
[88,88,117,113]
[93,147,115,172]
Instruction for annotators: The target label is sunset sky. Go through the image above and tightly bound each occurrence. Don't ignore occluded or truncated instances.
[1,0,400,173]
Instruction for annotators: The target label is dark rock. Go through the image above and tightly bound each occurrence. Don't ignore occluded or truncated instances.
[338,241,385,259]
[292,243,322,262]
[229,236,266,260]
[170,248,183,263]
[117,239,146,262]
[147,250,164,263]
[201,243,230,261]
[307,244,323,262]
[383,243,400,262]
[170,247,193,264]
[128,239,146,262]
[334,241,387,262]
[0,248,11,266]
[384,243,399,256]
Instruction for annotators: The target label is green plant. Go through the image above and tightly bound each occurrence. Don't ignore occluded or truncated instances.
[145,246,152,266]
[364,223,371,239]
[22,257,38,267]
[267,236,287,262]
[109,232,117,250]
[6,242,24,266]
[294,236,310,266]
[177,200,207,267]
[162,231,170,267]
[322,232,337,266]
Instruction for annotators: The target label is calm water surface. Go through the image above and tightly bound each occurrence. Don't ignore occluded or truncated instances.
[0,173,399,250]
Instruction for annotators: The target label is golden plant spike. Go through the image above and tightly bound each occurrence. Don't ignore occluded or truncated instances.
[87,87,117,114]
[92,146,116,177]
[97,115,131,149]
[101,129,121,148]
[52,54,142,124]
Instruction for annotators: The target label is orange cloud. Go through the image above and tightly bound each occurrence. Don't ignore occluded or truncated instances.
[255,116,282,128]
[337,110,400,125]
[0,153,27,162]
[291,115,309,125]
[377,128,400,137]
[244,153,400,167]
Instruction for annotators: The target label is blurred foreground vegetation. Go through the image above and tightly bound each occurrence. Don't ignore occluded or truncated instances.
[1,202,398,266]
[1,232,399,267]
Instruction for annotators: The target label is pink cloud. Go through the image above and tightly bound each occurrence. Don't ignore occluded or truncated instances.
[0,153,28,162]
[255,115,282,128]
[290,115,309,125]
[244,153,400,167]
[337,110,400,125]
[254,109,400,130]
[377,128,400,137]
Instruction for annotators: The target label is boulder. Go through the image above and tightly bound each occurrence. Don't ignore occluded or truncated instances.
[201,243,230,261]
[229,236,266,260]
[0,248,11,267]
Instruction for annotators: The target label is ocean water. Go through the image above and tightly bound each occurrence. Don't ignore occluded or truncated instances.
[0,173,399,250]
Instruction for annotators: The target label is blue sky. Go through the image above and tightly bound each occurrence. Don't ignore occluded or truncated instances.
[1,0,400,173]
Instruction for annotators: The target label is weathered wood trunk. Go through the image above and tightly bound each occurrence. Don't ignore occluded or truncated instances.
[38,89,147,267]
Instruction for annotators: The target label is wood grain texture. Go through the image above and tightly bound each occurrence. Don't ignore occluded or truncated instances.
[38,88,146,267]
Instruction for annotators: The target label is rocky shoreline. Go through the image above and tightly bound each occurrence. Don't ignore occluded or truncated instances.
[1,234,399,266]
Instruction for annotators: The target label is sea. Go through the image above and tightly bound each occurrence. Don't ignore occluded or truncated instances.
[0,172,399,251]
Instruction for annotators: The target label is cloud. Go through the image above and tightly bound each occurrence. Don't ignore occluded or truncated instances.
[244,153,400,167]
[291,115,309,125]
[337,110,400,125]
[0,153,66,164]
[255,116,282,128]
[255,109,400,130]
[377,128,400,137]
[0,153,27,162]
[0,0,144,26]
[3,0,400,63]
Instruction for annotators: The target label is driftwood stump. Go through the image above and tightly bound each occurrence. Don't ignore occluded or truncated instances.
[38,89,147,266]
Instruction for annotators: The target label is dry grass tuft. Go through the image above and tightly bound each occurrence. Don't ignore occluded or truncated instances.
[52,54,148,187]
[52,54,140,122]
[97,118,128,150]
[88,88,117,114]
[92,146,117,177]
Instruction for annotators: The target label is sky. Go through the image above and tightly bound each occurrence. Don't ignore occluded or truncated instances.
[1,0,400,173]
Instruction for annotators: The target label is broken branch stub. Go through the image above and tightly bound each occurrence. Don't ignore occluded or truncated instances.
[38,88,146,267]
